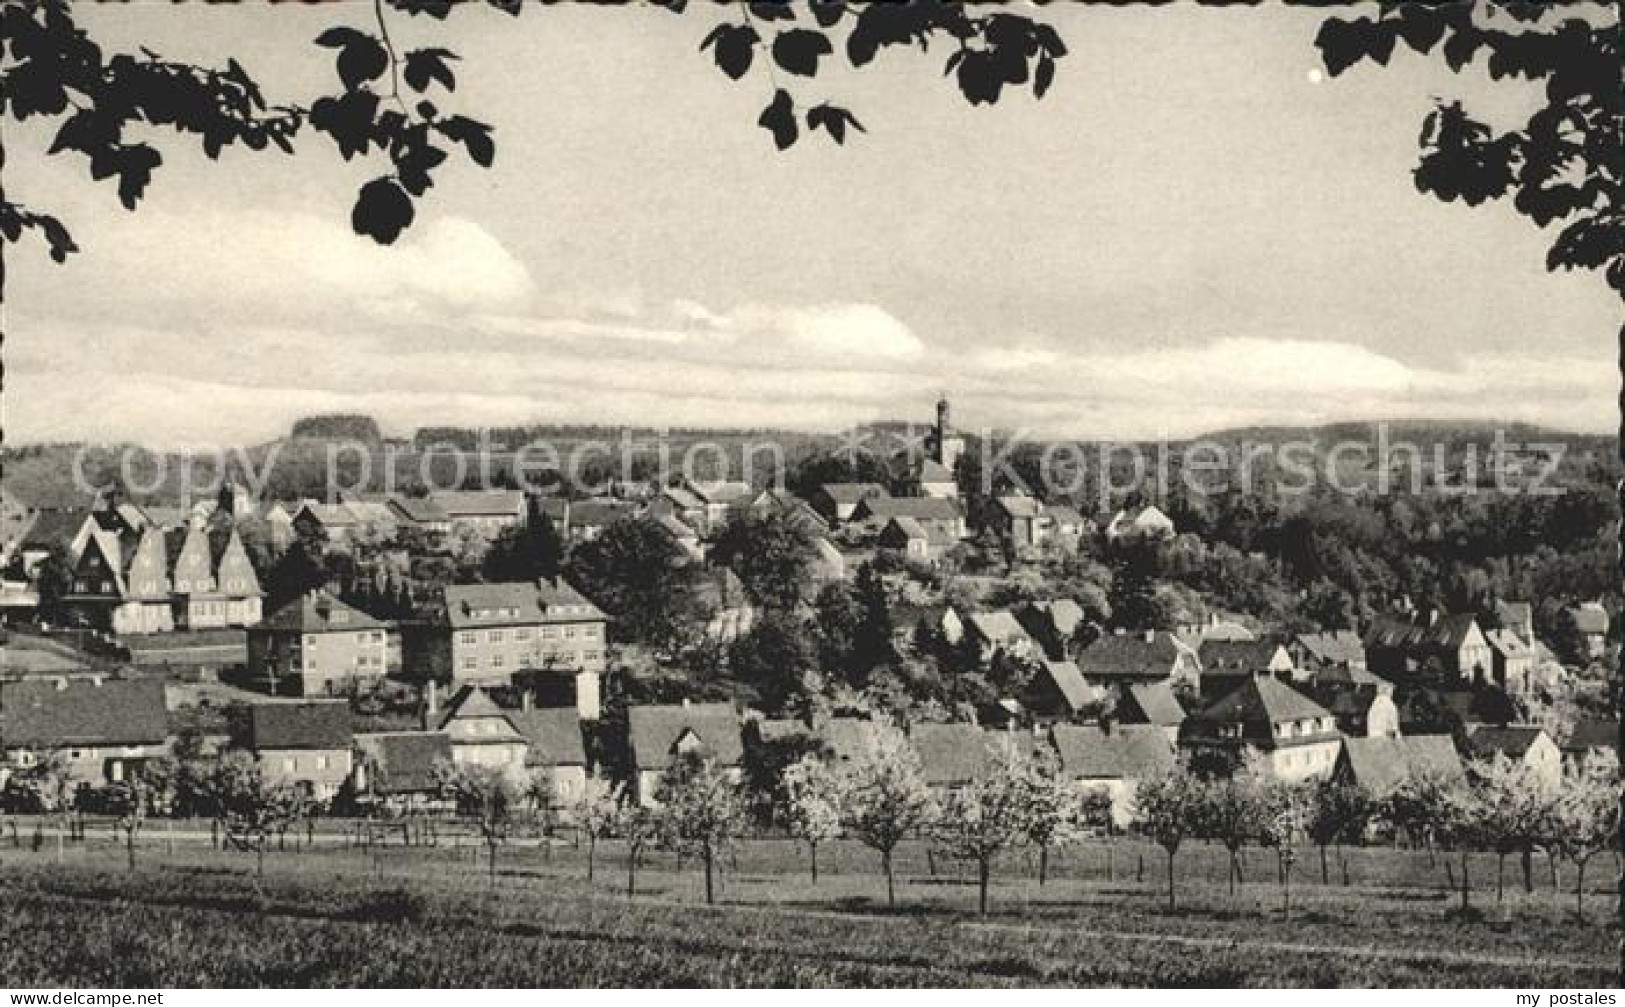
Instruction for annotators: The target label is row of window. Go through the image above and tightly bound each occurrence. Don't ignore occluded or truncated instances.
[458,625,599,646]
[458,650,601,672]
[302,632,388,647]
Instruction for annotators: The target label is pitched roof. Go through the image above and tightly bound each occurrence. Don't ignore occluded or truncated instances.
[883,515,928,541]
[1050,724,1175,780]
[242,701,353,750]
[388,496,449,524]
[1294,630,1367,666]
[855,495,962,523]
[1464,724,1551,761]
[355,732,453,794]
[964,610,1032,648]
[1336,735,1463,795]
[1199,639,1287,675]
[1485,628,1534,659]
[627,703,742,772]
[435,684,509,727]
[1119,681,1186,728]
[816,483,889,506]
[1034,660,1093,711]
[19,508,93,551]
[430,490,525,518]
[444,578,603,628]
[1190,676,1333,739]
[508,707,587,766]
[1561,719,1618,754]
[996,495,1045,519]
[685,480,752,505]
[0,677,169,749]
[1495,600,1533,630]
[909,723,994,787]
[1076,632,1193,681]
[262,592,388,634]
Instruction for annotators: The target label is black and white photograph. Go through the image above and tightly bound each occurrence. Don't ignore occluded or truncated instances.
[0,0,1619,991]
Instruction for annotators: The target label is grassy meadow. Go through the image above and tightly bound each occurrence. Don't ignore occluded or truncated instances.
[0,827,1617,987]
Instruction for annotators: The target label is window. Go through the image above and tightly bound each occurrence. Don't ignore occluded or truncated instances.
[283,758,295,772]
[461,655,477,670]
[564,627,577,640]
[459,631,477,646]
[305,635,319,649]
[489,630,504,644]
[514,628,532,641]
[316,755,330,770]
[491,654,505,669]
[541,627,558,641]
[582,626,599,640]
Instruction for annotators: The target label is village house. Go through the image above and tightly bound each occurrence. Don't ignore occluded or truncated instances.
[431,684,529,775]
[990,494,1048,551]
[961,609,1040,664]
[1195,639,1296,698]
[627,703,743,806]
[1075,631,1201,691]
[1306,664,1400,738]
[428,490,528,536]
[1104,503,1175,543]
[809,483,890,525]
[541,497,638,544]
[648,511,705,561]
[0,676,170,791]
[1050,723,1176,827]
[1290,630,1368,676]
[1559,719,1618,769]
[387,496,453,535]
[1181,674,1342,782]
[1462,724,1563,788]
[747,488,831,534]
[892,456,958,500]
[247,591,397,697]
[907,723,1033,793]
[58,517,261,635]
[292,501,375,543]
[1484,627,1537,696]
[876,515,956,564]
[1021,659,1103,723]
[850,495,967,541]
[507,705,590,808]
[238,700,355,803]
[1364,612,1492,684]
[1114,680,1187,744]
[351,731,454,813]
[1331,734,1464,798]
[663,479,751,538]
[1569,601,1609,658]
[413,578,606,718]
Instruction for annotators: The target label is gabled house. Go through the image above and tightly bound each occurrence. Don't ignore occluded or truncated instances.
[962,610,1039,663]
[387,495,452,535]
[1569,602,1609,658]
[1076,631,1201,691]
[1043,504,1089,551]
[850,495,966,541]
[1332,735,1463,797]
[433,684,529,774]
[1104,504,1175,543]
[747,488,830,534]
[248,591,396,697]
[1559,719,1617,769]
[352,731,454,812]
[908,723,1025,792]
[892,455,958,500]
[1049,723,1175,827]
[1115,680,1187,744]
[427,490,527,536]
[238,700,354,802]
[1196,639,1295,697]
[1290,630,1367,675]
[877,515,955,564]
[1017,598,1086,660]
[990,494,1048,551]
[1462,724,1562,787]
[1485,627,1537,696]
[1306,663,1399,738]
[508,706,589,807]
[0,677,170,790]
[809,483,890,525]
[1022,659,1102,722]
[1364,612,1492,684]
[627,703,742,806]
[544,497,637,544]
[1181,675,1341,782]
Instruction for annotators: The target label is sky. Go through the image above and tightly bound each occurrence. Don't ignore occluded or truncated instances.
[4,2,1619,448]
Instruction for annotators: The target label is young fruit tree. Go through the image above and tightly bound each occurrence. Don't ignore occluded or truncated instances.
[655,752,746,906]
[1019,748,1080,888]
[1550,758,1621,922]
[1305,778,1372,886]
[840,719,938,908]
[780,753,844,885]
[1192,762,1270,896]
[1131,760,1202,912]
[575,772,623,884]
[433,760,519,889]
[103,777,150,873]
[1470,754,1558,907]
[203,750,302,889]
[934,735,1040,915]
[615,799,658,899]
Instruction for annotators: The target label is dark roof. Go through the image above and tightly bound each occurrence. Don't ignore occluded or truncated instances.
[242,701,353,750]
[1200,639,1287,674]
[1367,612,1482,652]
[261,592,388,634]
[1495,601,1533,630]
[1484,628,1533,659]
[1188,676,1335,748]
[816,483,888,506]
[1051,724,1175,780]
[627,703,742,772]
[19,508,91,551]
[1119,681,1186,728]
[854,496,962,523]
[388,496,449,524]
[1032,660,1093,712]
[1464,724,1550,761]
[1076,632,1192,681]
[0,677,169,748]
[508,707,587,766]
[1335,735,1463,795]
[1562,719,1618,754]
[355,732,452,794]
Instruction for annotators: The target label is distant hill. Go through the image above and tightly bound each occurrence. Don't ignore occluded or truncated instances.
[290,414,383,444]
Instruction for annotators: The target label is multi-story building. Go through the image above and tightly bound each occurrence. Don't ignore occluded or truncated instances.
[237,700,354,803]
[247,591,397,697]
[410,578,607,718]
[60,518,261,635]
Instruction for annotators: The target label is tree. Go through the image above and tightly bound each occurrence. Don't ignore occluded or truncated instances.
[1020,751,1080,888]
[655,753,745,906]
[1549,756,1620,922]
[1304,778,1371,886]
[615,799,658,899]
[1314,4,1622,300]
[932,735,1046,914]
[727,610,816,714]
[840,718,938,908]
[711,511,817,611]
[780,754,844,885]
[1132,760,1202,912]
[567,518,697,649]
[1471,754,1557,906]
[482,513,563,584]
[1192,757,1273,896]
[849,562,899,679]
[3,0,1067,288]
[202,750,302,888]
[103,777,149,873]
[433,760,518,889]
[576,773,623,884]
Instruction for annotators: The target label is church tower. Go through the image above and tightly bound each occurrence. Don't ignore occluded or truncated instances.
[930,395,965,472]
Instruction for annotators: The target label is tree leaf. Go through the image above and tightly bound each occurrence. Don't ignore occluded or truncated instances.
[352,176,415,244]
[703,23,759,81]
[757,88,798,150]
[437,114,495,167]
[807,103,864,145]
[1034,53,1055,99]
[403,47,458,93]
[772,28,832,77]
[335,33,389,91]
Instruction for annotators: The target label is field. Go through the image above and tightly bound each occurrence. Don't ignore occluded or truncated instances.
[0,827,1617,987]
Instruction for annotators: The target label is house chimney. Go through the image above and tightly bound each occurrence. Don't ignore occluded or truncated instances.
[1143,629,1155,643]
[425,679,440,718]
[521,689,533,712]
